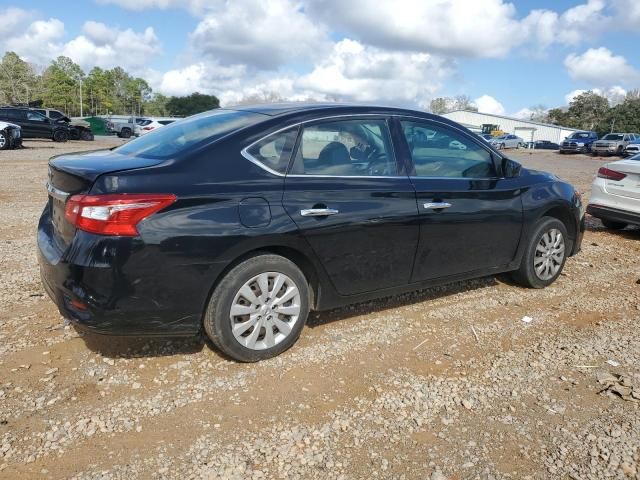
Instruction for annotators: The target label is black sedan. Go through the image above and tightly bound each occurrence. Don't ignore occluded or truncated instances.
[38,104,585,361]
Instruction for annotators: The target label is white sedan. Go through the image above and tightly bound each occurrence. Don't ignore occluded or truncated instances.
[587,154,640,229]
[489,134,523,149]
[138,118,176,136]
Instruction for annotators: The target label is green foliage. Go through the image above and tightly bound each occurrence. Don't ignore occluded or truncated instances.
[165,92,220,116]
[429,95,478,114]
[0,52,38,104]
[547,91,611,134]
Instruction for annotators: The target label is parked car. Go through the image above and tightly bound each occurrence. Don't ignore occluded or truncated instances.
[559,131,598,154]
[38,104,584,362]
[107,116,145,138]
[33,108,94,141]
[0,120,22,150]
[533,140,560,150]
[489,134,523,149]
[587,153,640,229]
[137,118,176,136]
[591,133,637,156]
[0,106,70,142]
[623,141,640,157]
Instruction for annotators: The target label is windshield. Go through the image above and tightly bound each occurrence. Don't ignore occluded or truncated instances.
[568,132,591,139]
[602,134,624,140]
[114,109,264,159]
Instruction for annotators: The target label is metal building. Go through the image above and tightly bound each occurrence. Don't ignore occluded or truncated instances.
[442,110,579,144]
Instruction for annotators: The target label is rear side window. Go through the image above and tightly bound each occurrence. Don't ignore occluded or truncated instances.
[245,127,298,175]
[290,119,397,176]
[401,120,496,178]
[114,109,264,159]
[0,109,23,121]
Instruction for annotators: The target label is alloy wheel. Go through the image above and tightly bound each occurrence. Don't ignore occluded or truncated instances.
[533,228,565,280]
[229,271,302,350]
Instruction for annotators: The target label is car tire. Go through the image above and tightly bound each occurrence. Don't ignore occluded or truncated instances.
[616,146,623,156]
[0,131,8,150]
[601,219,627,230]
[203,254,310,362]
[80,130,94,141]
[120,128,132,139]
[511,216,569,289]
[53,130,68,142]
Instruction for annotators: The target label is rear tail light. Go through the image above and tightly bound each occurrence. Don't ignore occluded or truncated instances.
[143,126,154,130]
[597,167,626,181]
[65,194,176,236]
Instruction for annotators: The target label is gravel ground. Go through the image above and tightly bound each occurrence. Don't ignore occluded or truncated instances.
[0,139,639,479]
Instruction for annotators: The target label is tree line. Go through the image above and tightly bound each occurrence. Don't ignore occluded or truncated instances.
[0,51,220,117]
[430,91,640,136]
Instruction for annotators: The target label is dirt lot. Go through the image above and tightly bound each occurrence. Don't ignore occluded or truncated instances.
[0,139,639,480]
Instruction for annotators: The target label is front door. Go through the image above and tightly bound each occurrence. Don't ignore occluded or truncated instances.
[24,111,51,138]
[282,117,419,296]
[397,118,523,281]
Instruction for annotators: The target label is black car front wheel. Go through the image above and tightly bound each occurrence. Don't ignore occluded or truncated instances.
[204,254,310,362]
[511,217,569,289]
[53,130,68,142]
[0,131,7,150]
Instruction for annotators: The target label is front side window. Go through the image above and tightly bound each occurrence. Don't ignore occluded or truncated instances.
[49,110,64,120]
[114,109,264,159]
[290,119,397,176]
[246,127,298,175]
[26,112,46,122]
[401,120,496,178]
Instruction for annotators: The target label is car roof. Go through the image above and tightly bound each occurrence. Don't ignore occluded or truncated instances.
[226,102,435,118]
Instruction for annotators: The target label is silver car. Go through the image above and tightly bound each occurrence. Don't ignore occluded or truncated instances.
[489,134,523,150]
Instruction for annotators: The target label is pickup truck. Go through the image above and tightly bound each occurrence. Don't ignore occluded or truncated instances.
[106,117,146,138]
[559,131,598,154]
[592,133,638,156]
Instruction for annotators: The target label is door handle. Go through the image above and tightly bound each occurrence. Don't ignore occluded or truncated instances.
[300,208,340,217]
[423,202,452,210]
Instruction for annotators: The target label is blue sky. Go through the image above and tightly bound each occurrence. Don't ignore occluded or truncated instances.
[1,0,638,117]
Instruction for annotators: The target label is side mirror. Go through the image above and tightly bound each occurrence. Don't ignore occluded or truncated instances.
[502,158,522,178]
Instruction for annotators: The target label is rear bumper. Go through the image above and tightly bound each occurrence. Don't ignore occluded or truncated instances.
[37,208,208,336]
[587,204,640,226]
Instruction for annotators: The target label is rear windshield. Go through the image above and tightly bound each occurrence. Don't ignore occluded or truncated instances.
[602,134,624,140]
[114,109,264,159]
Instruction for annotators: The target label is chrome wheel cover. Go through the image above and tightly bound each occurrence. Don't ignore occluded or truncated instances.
[534,228,565,280]
[0,133,5,148]
[229,271,301,350]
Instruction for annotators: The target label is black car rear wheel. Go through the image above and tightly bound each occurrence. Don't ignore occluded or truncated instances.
[203,254,310,362]
[511,217,569,289]
[53,130,68,142]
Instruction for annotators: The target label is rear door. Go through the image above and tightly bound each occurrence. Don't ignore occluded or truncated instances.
[396,118,523,281]
[282,117,419,296]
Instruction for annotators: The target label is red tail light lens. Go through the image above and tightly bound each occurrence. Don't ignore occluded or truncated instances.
[143,126,154,130]
[597,167,626,181]
[65,194,176,236]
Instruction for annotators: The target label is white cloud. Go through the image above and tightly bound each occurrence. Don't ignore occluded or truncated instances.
[61,22,162,73]
[190,0,329,68]
[474,95,506,115]
[4,18,65,66]
[564,47,640,86]
[0,7,33,42]
[155,39,456,107]
[304,0,524,58]
[564,86,627,105]
[96,0,211,14]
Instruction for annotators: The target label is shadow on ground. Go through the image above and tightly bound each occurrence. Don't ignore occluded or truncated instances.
[75,275,500,360]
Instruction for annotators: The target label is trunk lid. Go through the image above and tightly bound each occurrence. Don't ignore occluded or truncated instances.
[47,149,166,246]
[604,160,640,200]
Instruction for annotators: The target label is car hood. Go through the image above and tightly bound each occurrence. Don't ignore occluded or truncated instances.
[0,121,20,129]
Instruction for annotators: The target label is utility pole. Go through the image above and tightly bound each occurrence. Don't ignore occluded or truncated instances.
[79,78,83,117]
